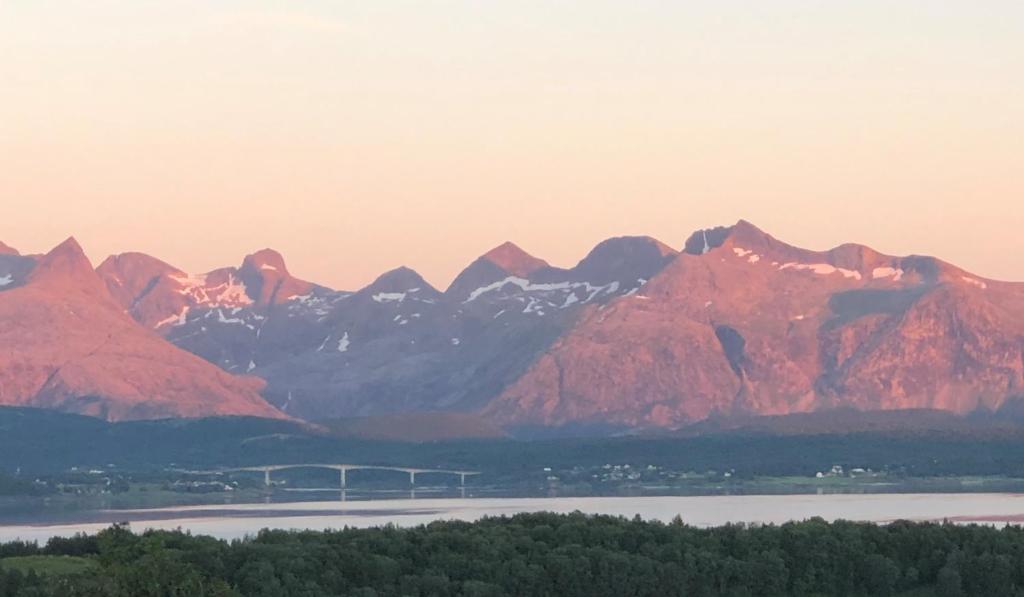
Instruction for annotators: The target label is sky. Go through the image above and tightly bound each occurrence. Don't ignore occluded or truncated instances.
[1,1,1022,290]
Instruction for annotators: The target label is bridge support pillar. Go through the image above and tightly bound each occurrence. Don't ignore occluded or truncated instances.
[264,469,271,487]
[460,473,466,487]
[340,467,347,489]
[409,471,416,486]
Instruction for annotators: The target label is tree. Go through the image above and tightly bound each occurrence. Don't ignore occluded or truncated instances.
[936,565,964,597]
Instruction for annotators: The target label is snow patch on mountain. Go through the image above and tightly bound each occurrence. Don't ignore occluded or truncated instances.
[466,277,560,302]
[154,306,190,329]
[523,298,544,315]
[872,267,904,281]
[171,272,253,307]
[373,292,407,303]
[961,276,988,290]
[465,276,624,306]
[779,262,862,280]
[211,308,255,329]
[732,247,763,264]
[287,292,341,318]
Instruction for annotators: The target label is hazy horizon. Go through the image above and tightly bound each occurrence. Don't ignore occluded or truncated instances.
[3,1,1022,289]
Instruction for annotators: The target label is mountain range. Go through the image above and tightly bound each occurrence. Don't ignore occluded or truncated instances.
[0,239,283,421]
[2,221,1021,435]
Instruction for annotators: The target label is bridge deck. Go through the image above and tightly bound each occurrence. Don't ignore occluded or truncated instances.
[228,464,480,475]
[182,464,481,487]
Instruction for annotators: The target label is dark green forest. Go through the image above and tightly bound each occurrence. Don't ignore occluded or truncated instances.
[2,513,1024,596]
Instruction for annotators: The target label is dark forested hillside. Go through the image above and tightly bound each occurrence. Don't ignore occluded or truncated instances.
[3,514,1024,596]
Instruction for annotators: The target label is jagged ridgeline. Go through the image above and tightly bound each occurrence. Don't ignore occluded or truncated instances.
[2,221,1022,432]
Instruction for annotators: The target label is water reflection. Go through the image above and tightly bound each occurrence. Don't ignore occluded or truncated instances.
[3,493,1024,544]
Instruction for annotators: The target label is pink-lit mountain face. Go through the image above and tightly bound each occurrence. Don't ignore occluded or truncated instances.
[486,221,1024,428]
[97,248,319,330]
[0,239,286,422]
[10,221,1022,431]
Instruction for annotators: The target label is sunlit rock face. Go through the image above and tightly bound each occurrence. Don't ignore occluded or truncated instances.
[88,221,1024,430]
[486,221,1024,428]
[0,238,285,421]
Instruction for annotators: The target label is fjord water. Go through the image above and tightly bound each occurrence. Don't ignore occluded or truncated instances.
[4,493,1024,543]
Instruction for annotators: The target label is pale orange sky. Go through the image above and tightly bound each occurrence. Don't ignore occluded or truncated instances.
[1,1,1022,290]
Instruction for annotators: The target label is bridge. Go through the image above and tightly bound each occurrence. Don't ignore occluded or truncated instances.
[192,464,481,489]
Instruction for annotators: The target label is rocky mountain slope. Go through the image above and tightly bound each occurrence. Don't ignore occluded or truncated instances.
[21,219,1020,433]
[0,239,285,421]
[486,221,1024,428]
[99,237,676,420]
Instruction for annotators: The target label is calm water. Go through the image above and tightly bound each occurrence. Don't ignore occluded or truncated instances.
[4,493,1024,542]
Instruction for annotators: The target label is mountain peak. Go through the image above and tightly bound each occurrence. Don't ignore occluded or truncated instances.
[0,244,286,422]
[366,266,437,295]
[25,237,112,300]
[573,236,678,285]
[241,248,289,276]
[683,220,777,255]
[237,248,317,305]
[733,218,762,232]
[826,243,890,271]
[98,252,181,277]
[50,236,85,256]
[33,237,92,277]
[683,225,729,255]
[96,252,183,309]
[446,242,551,298]
[481,242,549,277]
[0,241,18,256]
[583,236,676,260]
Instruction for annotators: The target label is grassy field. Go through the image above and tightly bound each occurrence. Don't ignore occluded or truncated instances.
[0,555,98,577]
